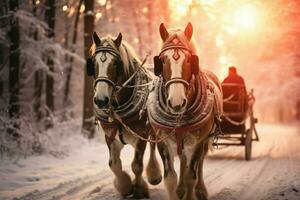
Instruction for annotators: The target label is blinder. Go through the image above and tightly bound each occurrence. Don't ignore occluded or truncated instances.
[87,46,124,77]
[86,58,95,76]
[154,56,163,76]
[86,57,123,77]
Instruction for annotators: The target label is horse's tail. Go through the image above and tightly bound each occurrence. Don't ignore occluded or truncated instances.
[146,134,162,185]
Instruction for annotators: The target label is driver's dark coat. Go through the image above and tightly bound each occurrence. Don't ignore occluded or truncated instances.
[222,73,248,122]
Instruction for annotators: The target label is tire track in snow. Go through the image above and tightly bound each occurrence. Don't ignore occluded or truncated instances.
[17,172,112,200]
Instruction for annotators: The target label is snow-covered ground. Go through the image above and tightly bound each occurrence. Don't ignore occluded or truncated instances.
[0,124,300,200]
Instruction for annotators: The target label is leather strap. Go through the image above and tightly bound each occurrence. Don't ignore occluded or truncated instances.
[165,77,189,89]
[94,76,116,89]
[95,46,121,59]
[159,45,192,57]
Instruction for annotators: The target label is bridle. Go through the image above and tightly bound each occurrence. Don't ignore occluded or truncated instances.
[86,45,153,102]
[153,44,199,90]
[93,76,116,90]
[165,77,190,90]
[163,45,193,90]
[91,46,123,91]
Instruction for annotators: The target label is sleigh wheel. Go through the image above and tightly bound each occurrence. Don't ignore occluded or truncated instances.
[245,129,252,161]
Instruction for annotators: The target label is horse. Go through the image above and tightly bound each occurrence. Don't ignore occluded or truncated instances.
[147,23,223,200]
[86,32,162,198]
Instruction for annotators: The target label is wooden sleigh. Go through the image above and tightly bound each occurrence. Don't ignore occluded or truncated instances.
[215,83,259,160]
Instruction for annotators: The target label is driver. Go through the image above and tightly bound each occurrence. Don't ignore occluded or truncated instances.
[221,66,248,131]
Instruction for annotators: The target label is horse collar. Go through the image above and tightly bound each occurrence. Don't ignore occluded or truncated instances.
[147,72,214,133]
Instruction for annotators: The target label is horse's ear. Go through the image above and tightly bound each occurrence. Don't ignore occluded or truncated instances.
[159,23,169,42]
[184,22,193,41]
[93,32,101,46]
[154,56,163,76]
[114,32,122,48]
[191,55,199,75]
[86,58,95,76]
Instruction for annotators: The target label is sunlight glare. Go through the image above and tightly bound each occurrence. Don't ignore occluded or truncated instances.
[80,4,85,13]
[62,5,68,12]
[219,56,227,65]
[234,5,259,30]
[96,12,102,20]
[169,0,193,21]
[98,0,107,6]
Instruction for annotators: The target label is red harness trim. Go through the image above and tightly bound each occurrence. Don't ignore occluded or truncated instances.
[148,105,213,155]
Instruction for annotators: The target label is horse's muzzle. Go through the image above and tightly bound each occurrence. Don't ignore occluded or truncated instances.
[167,98,187,114]
[94,96,109,108]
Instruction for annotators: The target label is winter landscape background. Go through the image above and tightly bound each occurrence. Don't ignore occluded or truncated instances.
[0,0,300,199]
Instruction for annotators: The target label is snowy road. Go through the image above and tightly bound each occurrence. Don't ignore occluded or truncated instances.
[1,124,300,200]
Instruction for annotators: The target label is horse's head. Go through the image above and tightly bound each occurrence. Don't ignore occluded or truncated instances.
[87,32,127,109]
[154,22,199,114]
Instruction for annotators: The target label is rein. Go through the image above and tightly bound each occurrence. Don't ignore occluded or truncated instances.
[112,110,184,143]
[115,56,152,92]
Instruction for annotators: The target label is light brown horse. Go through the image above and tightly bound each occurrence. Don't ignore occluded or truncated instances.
[87,32,162,198]
[148,23,223,200]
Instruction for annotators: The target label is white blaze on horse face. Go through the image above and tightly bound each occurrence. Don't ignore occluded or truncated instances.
[94,52,114,102]
[165,50,187,112]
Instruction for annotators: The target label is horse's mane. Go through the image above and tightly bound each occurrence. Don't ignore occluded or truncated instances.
[89,35,141,77]
[160,28,198,55]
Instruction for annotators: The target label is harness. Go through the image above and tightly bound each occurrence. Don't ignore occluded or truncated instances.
[148,37,222,154]
[148,72,221,154]
[92,45,152,145]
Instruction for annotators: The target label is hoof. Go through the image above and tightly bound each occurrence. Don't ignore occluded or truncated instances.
[132,178,150,199]
[195,191,208,200]
[114,172,133,196]
[176,187,185,199]
[148,175,162,185]
[132,188,150,199]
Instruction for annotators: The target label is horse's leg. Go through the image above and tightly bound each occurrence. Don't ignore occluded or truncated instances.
[146,134,162,185]
[176,152,187,199]
[157,141,179,200]
[106,137,133,196]
[131,139,149,199]
[194,141,209,200]
[182,143,204,200]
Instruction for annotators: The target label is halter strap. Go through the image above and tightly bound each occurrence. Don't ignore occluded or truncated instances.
[159,45,192,57]
[165,78,189,89]
[94,46,121,59]
[94,76,116,89]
